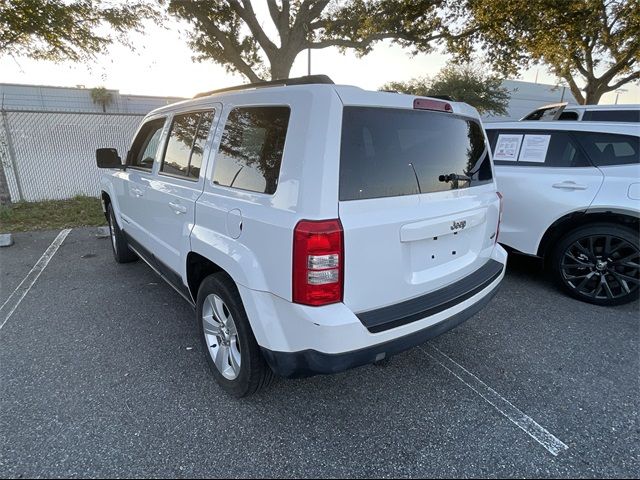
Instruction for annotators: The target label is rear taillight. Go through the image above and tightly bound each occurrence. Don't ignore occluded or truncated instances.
[495,191,504,243]
[293,219,344,306]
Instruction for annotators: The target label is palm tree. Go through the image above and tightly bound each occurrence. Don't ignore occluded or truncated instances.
[90,87,113,113]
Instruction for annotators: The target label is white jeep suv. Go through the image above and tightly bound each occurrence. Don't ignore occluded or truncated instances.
[486,121,639,306]
[97,75,507,397]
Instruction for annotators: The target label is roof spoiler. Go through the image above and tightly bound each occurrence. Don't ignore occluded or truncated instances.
[194,75,335,98]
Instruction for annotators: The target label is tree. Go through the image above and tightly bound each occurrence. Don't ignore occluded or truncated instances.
[0,0,158,62]
[0,0,158,206]
[168,0,473,82]
[90,87,113,113]
[452,0,640,105]
[382,63,511,115]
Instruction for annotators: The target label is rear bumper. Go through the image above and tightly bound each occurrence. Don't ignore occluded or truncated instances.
[238,245,507,377]
[261,280,500,378]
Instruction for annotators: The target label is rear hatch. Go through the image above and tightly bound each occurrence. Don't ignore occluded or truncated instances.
[338,104,500,313]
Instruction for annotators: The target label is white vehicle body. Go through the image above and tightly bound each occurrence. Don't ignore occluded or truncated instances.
[485,121,639,305]
[520,103,640,122]
[99,79,506,380]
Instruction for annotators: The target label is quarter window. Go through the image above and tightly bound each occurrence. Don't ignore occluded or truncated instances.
[212,107,290,194]
[161,110,215,179]
[128,118,166,170]
[575,132,640,166]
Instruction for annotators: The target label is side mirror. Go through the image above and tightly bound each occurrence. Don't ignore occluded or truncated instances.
[96,148,124,169]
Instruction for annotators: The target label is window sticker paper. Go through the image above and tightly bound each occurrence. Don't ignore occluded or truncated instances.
[520,134,551,163]
[494,134,523,161]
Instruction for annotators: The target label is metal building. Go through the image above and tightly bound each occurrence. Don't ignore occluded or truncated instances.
[0,83,184,202]
[483,79,580,122]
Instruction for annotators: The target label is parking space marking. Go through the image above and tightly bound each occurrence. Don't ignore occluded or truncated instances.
[0,228,72,332]
[420,344,569,456]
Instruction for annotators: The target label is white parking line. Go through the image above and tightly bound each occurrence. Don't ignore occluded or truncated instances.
[420,344,569,456]
[0,228,72,332]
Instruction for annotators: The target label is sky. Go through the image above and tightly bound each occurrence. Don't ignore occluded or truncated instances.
[1,16,638,105]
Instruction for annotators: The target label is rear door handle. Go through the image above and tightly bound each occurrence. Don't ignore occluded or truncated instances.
[552,181,588,191]
[131,187,144,197]
[169,201,187,214]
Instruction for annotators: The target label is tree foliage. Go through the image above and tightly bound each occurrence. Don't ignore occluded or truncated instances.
[0,0,159,62]
[452,0,640,104]
[168,0,472,81]
[382,63,511,115]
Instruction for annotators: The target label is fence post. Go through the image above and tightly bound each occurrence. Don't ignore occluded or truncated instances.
[0,109,24,203]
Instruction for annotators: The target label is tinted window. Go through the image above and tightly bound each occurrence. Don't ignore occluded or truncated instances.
[575,132,640,166]
[189,111,214,178]
[558,111,579,120]
[212,107,290,194]
[543,132,589,167]
[339,107,492,201]
[487,130,590,167]
[161,110,214,179]
[582,110,640,123]
[128,118,165,170]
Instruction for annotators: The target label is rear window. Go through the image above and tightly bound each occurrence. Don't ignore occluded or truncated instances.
[339,107,492,201]
[582,110,640,123]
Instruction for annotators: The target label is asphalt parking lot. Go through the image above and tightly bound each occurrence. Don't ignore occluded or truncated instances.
[1,228,638,478]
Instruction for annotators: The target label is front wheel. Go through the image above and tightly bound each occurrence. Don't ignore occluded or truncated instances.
[551,223,639,306]
[197,273,274,397]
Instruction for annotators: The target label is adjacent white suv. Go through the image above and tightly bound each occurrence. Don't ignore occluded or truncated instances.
[521,103,639,122]
[486,121,639,306]
[96,75,507,397]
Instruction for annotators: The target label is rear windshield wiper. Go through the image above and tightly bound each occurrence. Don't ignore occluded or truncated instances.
[439,172,471,189]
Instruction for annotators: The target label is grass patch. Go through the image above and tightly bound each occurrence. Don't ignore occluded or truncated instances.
[0,195,106,232]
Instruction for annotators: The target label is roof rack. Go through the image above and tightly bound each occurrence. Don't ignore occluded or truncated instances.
[194,74,335,98]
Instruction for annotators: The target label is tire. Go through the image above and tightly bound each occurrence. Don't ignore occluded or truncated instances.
[107,204,138,263]
[550,223,639,306]
[197,273,274,397]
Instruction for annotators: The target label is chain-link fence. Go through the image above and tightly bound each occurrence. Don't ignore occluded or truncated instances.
[0,109,144,202]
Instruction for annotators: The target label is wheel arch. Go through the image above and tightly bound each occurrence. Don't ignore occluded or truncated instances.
[537,209,640,259]
[186,251,226,302]
[100,191,111,222]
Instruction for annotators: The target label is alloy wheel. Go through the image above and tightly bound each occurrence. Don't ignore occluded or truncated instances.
[202,294,242,380]
[108,212,117,254]
[560,234,640,301]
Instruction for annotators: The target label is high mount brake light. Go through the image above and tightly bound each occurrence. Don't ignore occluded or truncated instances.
[293,219,344,306]
[413,98,453,112]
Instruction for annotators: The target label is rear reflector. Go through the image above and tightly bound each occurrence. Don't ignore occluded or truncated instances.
[293,219,344,306]
[414,98,453,112]
[495,192,504,242]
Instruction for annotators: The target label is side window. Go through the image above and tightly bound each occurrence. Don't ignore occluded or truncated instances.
[161,110,215,180]
[543,132,589,167]
[490,130,589,167]
[189,111,214,178]
[212,106,290,194]
[558,111,579,121]
[128,118,166,170]
[582,110,640,123]
[575,132,640,166]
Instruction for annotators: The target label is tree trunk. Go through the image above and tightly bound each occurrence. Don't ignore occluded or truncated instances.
[269,53,297,80]
[584,86,606,105]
